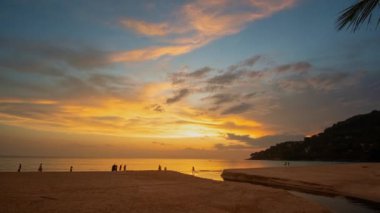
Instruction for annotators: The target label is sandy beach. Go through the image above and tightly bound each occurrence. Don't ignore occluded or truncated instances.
[222,163,380,203]
[0,171,329,213]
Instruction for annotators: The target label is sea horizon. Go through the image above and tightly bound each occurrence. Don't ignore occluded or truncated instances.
[0,156,338,180]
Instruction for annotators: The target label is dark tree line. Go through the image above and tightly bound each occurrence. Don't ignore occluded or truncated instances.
[250,111,380,162]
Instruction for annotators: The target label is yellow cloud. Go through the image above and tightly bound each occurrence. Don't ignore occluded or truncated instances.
[0,95,268,141]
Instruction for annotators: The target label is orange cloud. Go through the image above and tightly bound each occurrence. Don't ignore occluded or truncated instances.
[120,19,170,36]
[115,0,297,63]
[0,98,57,105]
[109,44,199,62]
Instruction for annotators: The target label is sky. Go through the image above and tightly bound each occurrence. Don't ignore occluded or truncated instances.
[0,0,379,159]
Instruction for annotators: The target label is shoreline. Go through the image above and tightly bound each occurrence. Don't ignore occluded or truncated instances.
[222,163,380,203]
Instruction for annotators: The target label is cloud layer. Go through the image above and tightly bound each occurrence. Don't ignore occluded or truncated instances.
[113,0,296,62]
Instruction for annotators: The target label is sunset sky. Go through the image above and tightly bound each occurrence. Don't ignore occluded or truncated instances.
[0,0,379,159]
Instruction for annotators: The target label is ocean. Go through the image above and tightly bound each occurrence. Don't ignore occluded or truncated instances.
[0,157,333,180]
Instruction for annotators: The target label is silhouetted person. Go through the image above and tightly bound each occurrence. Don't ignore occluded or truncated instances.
[17,163,22,172]
[119,164,122,171]
[70,166,73,172]
[38,163,43,172]
[192,166,195,175]
[158,164,162,171]
[112,164,117,172]
[164,167,167,171]
[123,165,126,171]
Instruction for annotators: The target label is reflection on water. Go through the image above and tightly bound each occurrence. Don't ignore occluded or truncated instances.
[0,157,333,180]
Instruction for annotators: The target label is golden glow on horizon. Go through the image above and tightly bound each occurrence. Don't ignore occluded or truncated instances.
[0,94,269,144]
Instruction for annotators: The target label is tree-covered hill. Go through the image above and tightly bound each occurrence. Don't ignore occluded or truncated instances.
[250,110,380,162]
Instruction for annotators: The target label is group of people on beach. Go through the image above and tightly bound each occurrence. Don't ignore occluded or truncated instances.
[110,164,196,174]
[157,164,167,171]
[112,164,127,172]
[17,163,74,172]
[17,162,197,174]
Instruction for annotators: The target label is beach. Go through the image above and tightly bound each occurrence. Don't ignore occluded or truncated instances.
[222,163,380,203]
[0,171,329,213]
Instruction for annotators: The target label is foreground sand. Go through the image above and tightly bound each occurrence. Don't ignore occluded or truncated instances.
[222,163,380,203]
[0,171,329,213]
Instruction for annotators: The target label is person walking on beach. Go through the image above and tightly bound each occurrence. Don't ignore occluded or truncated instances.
[70,166,73,172]
[123,165,126,171]
[192,166,195,175]
[119,164,122,171]
[158,164,162,171]
[17,163,22,172]
[164,166,167,171]
[38,163,43,172]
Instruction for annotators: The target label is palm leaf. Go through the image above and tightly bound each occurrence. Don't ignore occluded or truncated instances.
[337,0,380,32]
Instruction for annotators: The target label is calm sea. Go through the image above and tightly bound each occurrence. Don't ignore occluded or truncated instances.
[0,157,333,180]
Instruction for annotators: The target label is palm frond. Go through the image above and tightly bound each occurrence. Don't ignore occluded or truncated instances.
[336,0,380,32]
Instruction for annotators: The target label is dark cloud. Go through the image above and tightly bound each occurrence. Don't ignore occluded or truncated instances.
[0,37,109,72]
[244,92,256,98]
[187,67,212,78]
[226,133,255,144]
[0,39,138,100]
[57,75,101,99]
[0,103,60,120]
[89,74,130,86]
[225,133,304,148]
[247,71,264,79]
[222,103,251,115]
[0,58,65,76]
[241,55,262,67]
[228,55,262,72]
[202,84,226,93]
[272,62,311,73]
[207,71,246,85]
[166,88,190,104]
[147,104,165,112]
[203,93,236,105]
[171,66,212,84]
[278,71,365,92]
[0,74,50,99]
[0,72,136,102]
[309,72,360,90]
[88,73,136,96]
[214,143,251,150]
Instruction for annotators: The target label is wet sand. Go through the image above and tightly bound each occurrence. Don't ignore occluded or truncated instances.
[0,171,329,213]
[222,163,380,203]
